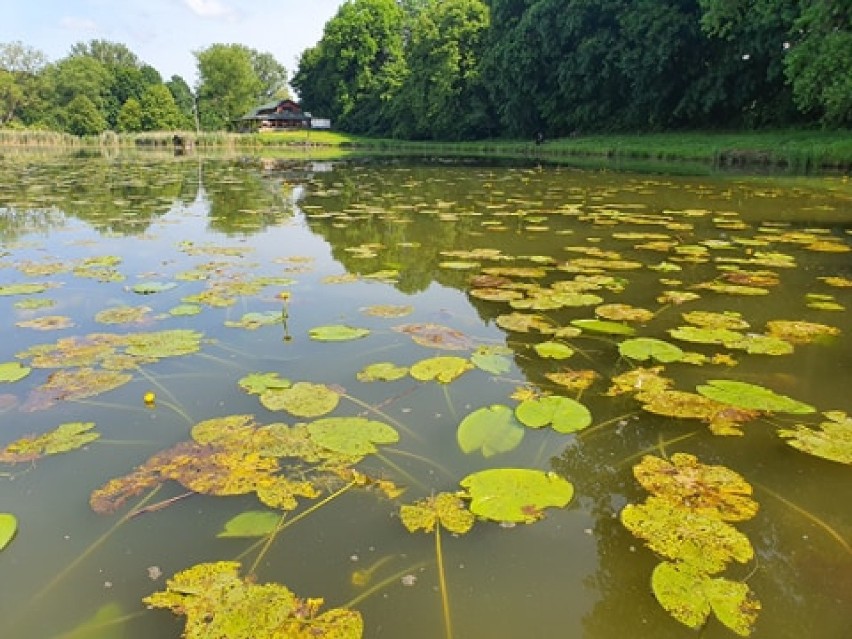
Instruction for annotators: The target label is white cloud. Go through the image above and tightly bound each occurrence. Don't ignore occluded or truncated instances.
[59,16,99,32]
[183,0,237,20]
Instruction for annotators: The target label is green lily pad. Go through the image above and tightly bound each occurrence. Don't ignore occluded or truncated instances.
[619,338,684,363]
[168,304,203,317]
[533,341,575,360]
[225,311,282,330]
[669,325,744,345]
[696,379,816,414]
[400,493,475,535]
[410,356,473,384]
[633,454,758,521]
[0,513,17,551]
[620,496,753,573]
[143,561,363,639]
[495,312,556,334]
[0,362,31,383]
[0,283,49,296]
[725,334,794,356]
[460,468,574,523]
[260,382,339,418]
[470,345,512,375]
[125,329,204,358]
[356,362,409,382]
[778,411,852,464]
[217,511,281,538]
[309,325,370,341]
[95,305,152,325]
[131,281,177,294]
[765,320,840,344]
[652,561,760,636]
[360,304,413,318]
[0,422,100,463]
[515,396,592,433]
[456,405,525,457]
[13,297,56,310]
[682,311,749,330]
[238,372,292,395]
[570,319,636,336]
[307,417,399,456]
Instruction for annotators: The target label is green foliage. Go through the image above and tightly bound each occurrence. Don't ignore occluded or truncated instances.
[410,355,473,383]
[0,513,17,551]
[116,97,143,132]
[456,404,525,457]
[63,94,109,136]
[696,379,816,414]
[0,422,99,463]
[618,338,684,363]
[195,44,263,131]
[143,561,364,638]
[778,411,852,465]
[400,492,475,534]
[460,468,574,523]
[515,396,592,434]
[217,511,281,538]
[308,325,371,341]
[306,417,399,457]
[140,84,183,131]
[0,361,31,383]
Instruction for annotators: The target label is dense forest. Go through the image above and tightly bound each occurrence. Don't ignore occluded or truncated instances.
[1,0,849,139]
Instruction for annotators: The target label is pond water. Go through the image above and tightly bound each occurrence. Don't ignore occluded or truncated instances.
[0,153,850,639]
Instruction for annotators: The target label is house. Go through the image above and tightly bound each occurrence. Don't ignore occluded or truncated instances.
[239,99,329,131]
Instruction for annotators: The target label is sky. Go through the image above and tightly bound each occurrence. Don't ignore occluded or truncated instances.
[0,0,346,88]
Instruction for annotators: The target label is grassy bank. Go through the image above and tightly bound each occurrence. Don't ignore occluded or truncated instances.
[2,128,849,171]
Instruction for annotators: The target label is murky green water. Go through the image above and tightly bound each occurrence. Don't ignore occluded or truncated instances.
[0,154,850,638]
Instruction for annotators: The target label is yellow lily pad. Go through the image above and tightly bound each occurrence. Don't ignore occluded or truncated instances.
[460,468,574,523]
[400,492,475,535]
[410,356,473,384]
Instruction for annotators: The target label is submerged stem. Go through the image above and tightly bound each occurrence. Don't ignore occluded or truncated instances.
[441,384,457,420]
[342,560,430,609]
[754,482,852,555]
[31,486,162,604]
[341,392,421,442]
[436,525,453,639]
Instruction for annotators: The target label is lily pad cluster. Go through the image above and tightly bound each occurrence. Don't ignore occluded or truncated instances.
[621,453,760,635]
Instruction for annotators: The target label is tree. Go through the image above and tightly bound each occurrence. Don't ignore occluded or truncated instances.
[250,51,288,101]
[392,0,492,139]
[166,75,197,129]
[140,84,183,130]
[784,0,852,125]
[0,41,49,126]
[194,44,262,130]
[69,39,140,68]
[62,94,108,135]
[117,97,143,132]
[292,0,407,133]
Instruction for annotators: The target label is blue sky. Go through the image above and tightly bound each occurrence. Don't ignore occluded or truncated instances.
[0,0,345,88]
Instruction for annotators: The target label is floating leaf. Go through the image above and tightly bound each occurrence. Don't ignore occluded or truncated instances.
[456,405,525,457]
[393,323,473,350]
[168,304,202,317]
[13,297,55,310]
[238,372,292,395]
[619,338,684,363]
[356,362,409,382]
[95,305,152,325]
[131,281,177,295]
[217,511,281,538]
[515,396,592,433]
[726,334,794,356]
[0,283,49,296]
[360,304,413,318]
[0,362,31,383]
[652,562,760,636]
[191,415,258,447]
[606,367,673,397]
[696,379,816,414]
[260,382,339,418]
[620,497,753,573]
[400,492,475,535]
[570,319,636,336]
[669,325,744,345]
[778,411,852,465]
[15,315,74,331]
[682,311,749,330]
[545,369,598,391]
[309,325,370,342]
[495,312,555,334]
[533,341,575,360]
[595,303,654,322]
[765,320,840,344]
[410,356,473,384]
[470,345,512,375]
[125,329,203,358]
[633,454,758,521]
[307,417,399,456]
[30,368,132,407]
[460,468,574,523]
[469,287,524,302]
[61,602,125,639]
[0,422,99,463]
[143,561,363,639]
[639,389,759,436]
[0,513,16,551]
[225,311,282,330]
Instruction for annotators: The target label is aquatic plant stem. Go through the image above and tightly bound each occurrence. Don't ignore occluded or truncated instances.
[343,560,430,609]
[30,486,162,604]
[245,480,357,574]
[576,411,639,441]
[754,482,852,555]
[375,451,430,492]
[385,447,455,482]
[341,391,421,442]
[441,384,457,420]
[436,524,454,639]
[135,366,194,425]
[616,431,700,467]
